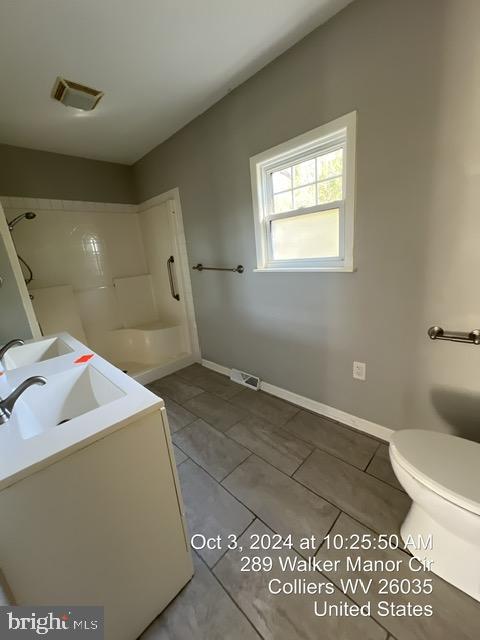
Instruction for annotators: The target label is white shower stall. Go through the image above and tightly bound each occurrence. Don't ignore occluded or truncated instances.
[0,190,199,383]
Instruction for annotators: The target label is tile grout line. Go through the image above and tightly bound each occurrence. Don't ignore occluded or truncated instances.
[364,440,382,471]
[149,367,474,639]
[175,455,407,638]
[210,517,392,640]
[161,368,322,437]
[176,419,313,488]
[291,468,408,538]
[172,366,302,427]
[193,548,265,639]
[209,516,256,572]
[365,468,405,493]
[292,443,408,498]
[176,454,327,561]
[219,451,255,483]
[153,369,406,539]
[320,508,416,563]
[217,464,346,562]
[171,368,245,402]
[197,363,389,444]
[147,391,197,433]
[172,397,314,479]
[158,370,259,430]
[316,510,444,640]
[312,527,398,639]
[183,400,250,435]
[172,435,253,483]
[315,509,342,552]
[156,364,389,446]
[280,412,381,470]
[224,420,315,477]
[174,378,382,472]
[288,444,316,477]
[172,405,406,539]
[289,443,409,535]
[172,414,397,543]
[171,382,384,477]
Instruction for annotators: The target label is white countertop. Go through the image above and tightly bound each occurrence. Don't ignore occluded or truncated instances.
[0,333,163,490]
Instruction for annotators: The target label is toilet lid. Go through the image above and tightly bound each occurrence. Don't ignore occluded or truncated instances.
[390,429,480,515]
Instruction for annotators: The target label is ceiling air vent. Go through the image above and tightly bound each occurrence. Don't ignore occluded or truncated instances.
[52,77,104,111]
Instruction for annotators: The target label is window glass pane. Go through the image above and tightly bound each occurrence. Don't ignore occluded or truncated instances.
[272,168,292,193]
[293,185,316,209]
[273,191,293,213]
[293,159,315,187]
[271,209,340,260]
[317,149,343,180]
[317,177,342,204]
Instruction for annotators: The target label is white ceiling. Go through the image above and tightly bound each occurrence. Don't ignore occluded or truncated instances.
[0,0,352,165]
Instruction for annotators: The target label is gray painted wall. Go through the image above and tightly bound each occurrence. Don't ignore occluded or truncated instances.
[134,0,480,438]
[0,144,136,203]
[0,233,33,343]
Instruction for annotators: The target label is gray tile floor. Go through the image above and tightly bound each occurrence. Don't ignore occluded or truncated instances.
[142,364,480,640]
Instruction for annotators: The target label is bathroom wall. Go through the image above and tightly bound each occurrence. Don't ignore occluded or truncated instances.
[133,0,480,437]
[0,202,39,344]
[2,0,478,436]
[0,234,33,343]
[0,144,136,204]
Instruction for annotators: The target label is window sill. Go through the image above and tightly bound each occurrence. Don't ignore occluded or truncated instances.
[254,266,355,273]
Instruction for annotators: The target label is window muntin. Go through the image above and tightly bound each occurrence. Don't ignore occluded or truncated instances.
[250,112,356,272]
[265,143,346,265]
[270,148,343,215]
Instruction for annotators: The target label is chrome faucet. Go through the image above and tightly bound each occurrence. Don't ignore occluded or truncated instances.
[0,377,46,425]
[0,339,25,362]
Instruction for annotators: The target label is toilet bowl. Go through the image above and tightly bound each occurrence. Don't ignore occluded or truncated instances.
[389,429,480,601]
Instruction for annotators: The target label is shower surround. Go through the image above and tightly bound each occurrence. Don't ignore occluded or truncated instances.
[0,194,199,382]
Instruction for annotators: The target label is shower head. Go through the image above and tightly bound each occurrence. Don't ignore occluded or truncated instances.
[8,211,36,231]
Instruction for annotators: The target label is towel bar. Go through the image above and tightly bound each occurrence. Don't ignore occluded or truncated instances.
[193,263,244,274]
[428,326,480,345]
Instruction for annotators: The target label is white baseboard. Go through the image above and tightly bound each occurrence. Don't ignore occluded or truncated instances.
[202,359,231,377]
[202,358,393,442]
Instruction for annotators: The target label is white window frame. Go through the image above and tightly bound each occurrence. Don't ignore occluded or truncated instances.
[250,111,356,272]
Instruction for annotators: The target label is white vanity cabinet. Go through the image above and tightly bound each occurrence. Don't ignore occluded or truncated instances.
[0,334,193,639]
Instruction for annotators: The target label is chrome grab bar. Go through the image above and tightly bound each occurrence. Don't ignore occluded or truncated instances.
[167,256,180,301]
[428,326,480,345]
[193,263,244,274]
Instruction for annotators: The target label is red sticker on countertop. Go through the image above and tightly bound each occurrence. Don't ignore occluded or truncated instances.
[74,354,94,364]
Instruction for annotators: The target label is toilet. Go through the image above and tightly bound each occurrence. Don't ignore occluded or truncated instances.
[390,429,480,602]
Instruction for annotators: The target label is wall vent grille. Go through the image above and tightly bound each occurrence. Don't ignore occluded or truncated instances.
[230,368,261,391]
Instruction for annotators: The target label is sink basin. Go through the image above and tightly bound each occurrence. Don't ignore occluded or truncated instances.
[3,338,73,370]
[3,337,73,371]
[11,365,125,440]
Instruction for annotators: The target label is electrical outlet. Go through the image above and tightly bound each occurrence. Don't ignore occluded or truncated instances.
[353,361,366,381]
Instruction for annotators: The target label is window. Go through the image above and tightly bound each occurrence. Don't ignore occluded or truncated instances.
[250,112,356,272]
